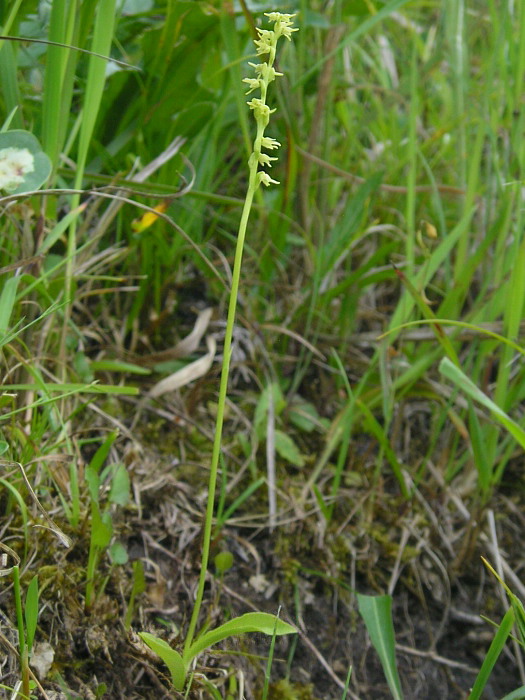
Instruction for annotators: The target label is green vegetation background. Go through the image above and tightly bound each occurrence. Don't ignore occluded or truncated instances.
[0,1,524,698]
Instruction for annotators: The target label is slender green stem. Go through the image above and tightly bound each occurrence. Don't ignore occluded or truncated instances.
[184,166,257,655]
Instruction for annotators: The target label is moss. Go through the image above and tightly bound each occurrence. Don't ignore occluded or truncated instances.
[257,678,319,700]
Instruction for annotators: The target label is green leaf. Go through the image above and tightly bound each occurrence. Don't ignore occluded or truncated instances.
[90,360,151,375]
[274,430,305,467]
[90,503,113,548]
[184,612,296,666]
[288,397,327,433]
[467,607,515,699]
[131,560,146,596]
[24,575,39,652]
[0,276,20,335]
[109,463,130,506]
[357,594,404,700]
[89,431,118,476]
[85,467,101,505]
[393,267,460,366]
[74,351,95,383]
[0,382,139,395]
[312,484,330,521]
[510,595,525,647]
[439,357,525,450]
[75,0,118,185]
[95,683,108,699]
[468,399,492,493]
[37,204,86,255]
[138,633,187,691]
[215,476,265,530]
[108,541,129,565]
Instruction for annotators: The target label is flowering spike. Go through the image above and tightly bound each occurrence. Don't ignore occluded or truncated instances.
[264,12,298,41]
[243,11,297,190]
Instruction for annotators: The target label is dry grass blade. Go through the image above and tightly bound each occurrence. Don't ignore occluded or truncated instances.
[0,541,20,577]
[148,335,216,398]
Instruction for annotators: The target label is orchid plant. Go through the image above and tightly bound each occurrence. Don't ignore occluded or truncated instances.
[139,12,298,692]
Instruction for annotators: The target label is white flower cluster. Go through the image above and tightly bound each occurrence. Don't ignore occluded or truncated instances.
[0,147,34,192]
[243,12,297,189]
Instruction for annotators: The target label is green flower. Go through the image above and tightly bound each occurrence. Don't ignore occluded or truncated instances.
[247,98,275,128]
[252,62,282,83]
[254,29,274,55]
[261,136,281,150]
[257,172,280,187]
[258,153,278,167]
[243,77,260,94]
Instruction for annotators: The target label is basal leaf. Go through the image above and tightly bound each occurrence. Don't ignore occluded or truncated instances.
[138,633,186,691]
[184,612,296,665]
[274,430,305,467]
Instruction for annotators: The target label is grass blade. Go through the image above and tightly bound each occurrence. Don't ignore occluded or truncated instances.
[74,0,118,186]
[357,593,404,700]
[439,357,525,450]
[467,607,515,700]
[0,276,20,335]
